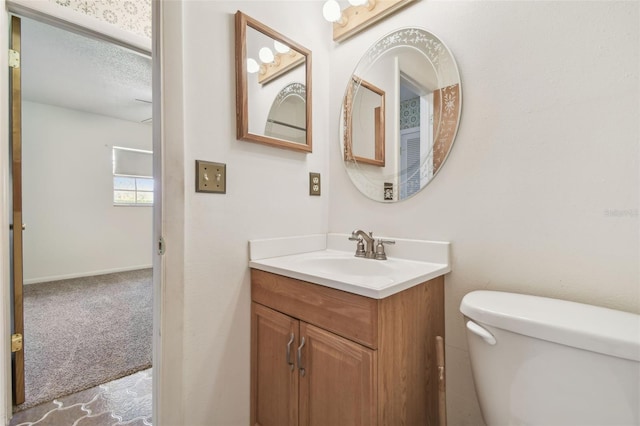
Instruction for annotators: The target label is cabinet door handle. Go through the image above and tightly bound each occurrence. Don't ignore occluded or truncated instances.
[297,337,306,377]
[286,333,295,371]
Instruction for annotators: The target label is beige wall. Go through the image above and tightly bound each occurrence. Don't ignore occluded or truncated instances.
[159,0,639,424]
[162,1,331,424]
[327,1,639,424]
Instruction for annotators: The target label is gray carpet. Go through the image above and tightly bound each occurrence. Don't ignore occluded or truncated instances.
[16,268,153,411]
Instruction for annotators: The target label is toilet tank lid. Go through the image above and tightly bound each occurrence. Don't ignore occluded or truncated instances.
[460,291,640,362]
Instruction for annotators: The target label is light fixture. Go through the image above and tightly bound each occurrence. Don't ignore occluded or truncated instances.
[322,0,417,42]
[247,46,305,85]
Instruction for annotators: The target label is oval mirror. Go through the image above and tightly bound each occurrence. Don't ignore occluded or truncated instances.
[340,27,462,202]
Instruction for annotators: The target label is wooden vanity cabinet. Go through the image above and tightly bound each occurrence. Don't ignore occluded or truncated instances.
[250,269,444,426]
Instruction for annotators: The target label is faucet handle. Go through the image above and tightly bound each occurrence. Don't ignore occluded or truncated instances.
[354,239,366,257]
[348,233,366,256]
[374,239,395,260]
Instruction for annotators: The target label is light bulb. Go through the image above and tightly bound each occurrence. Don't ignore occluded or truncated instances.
[246,58,259,74]
[274,40,290,54]
[258,47,274,63]
[349,0,375,9]
[322,0,342,23]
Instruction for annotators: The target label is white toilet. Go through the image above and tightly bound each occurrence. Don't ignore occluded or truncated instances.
[460,290,640,426]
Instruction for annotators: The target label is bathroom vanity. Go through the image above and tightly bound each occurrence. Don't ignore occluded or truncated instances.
[249,234,450,425]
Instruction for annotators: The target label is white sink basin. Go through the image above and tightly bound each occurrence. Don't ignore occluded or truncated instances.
[294,255,396,277]
[249,246,450,299]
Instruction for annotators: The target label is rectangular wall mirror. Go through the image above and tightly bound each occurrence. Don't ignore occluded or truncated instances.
[235,11,312,153]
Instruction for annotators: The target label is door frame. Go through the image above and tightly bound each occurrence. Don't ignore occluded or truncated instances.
[1,2,164,424]
[9,14,23,406]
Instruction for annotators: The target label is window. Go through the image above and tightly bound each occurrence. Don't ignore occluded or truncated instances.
[113,176,154,205]
[113,147,153,206]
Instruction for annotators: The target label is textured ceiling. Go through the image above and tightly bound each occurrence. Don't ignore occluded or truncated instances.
[20,18,152,123]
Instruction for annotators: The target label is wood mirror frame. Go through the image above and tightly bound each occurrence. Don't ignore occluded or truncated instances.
[235,11,312,153]
[344,76,385,167]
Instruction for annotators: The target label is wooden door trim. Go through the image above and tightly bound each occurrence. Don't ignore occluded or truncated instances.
[9,14,25,407]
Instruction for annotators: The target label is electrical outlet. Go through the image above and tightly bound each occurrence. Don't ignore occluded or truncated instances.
[196,160,226,193]
[309,172,321,196]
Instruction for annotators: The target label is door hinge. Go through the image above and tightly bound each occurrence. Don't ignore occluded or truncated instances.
[11,334,22,353]
[9,49,20,69]
[158,236,165,255]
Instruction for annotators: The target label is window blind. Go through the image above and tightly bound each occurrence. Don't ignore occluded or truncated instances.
[113,146,153,177]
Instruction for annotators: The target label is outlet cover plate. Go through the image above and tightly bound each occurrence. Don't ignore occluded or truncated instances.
[196,160,226,193]
[309,172,321,196]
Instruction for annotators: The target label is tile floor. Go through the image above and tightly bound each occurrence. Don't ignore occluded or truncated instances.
[9,369,152,426]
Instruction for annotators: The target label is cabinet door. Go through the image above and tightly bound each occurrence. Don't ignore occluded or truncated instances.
[298,323,377,426]
[252,303,299,426]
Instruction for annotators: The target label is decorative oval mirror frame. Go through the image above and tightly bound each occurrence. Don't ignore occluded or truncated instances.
[235,11,312,153]
[340,27,462,202]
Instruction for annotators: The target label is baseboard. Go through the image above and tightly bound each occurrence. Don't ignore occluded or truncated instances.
[24,265,153,285]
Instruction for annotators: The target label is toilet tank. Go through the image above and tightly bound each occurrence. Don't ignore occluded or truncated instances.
[460,290,640,426]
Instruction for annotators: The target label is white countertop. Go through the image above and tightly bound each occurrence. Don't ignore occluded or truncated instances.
[248,234,451,299]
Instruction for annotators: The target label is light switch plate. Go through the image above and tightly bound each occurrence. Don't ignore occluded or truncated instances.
[196,160,226,193]
[309,172,321,196]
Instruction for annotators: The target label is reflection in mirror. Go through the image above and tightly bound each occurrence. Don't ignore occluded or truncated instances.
[235,11,312,152]
[252,43,305,86]
[265,82,306,144]
[341,27,461,202]
[344,77,385,166]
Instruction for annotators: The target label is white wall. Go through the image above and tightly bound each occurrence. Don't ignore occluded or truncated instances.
[164,2,330,424]
[22,101,153,283]
[328,1,639,424]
